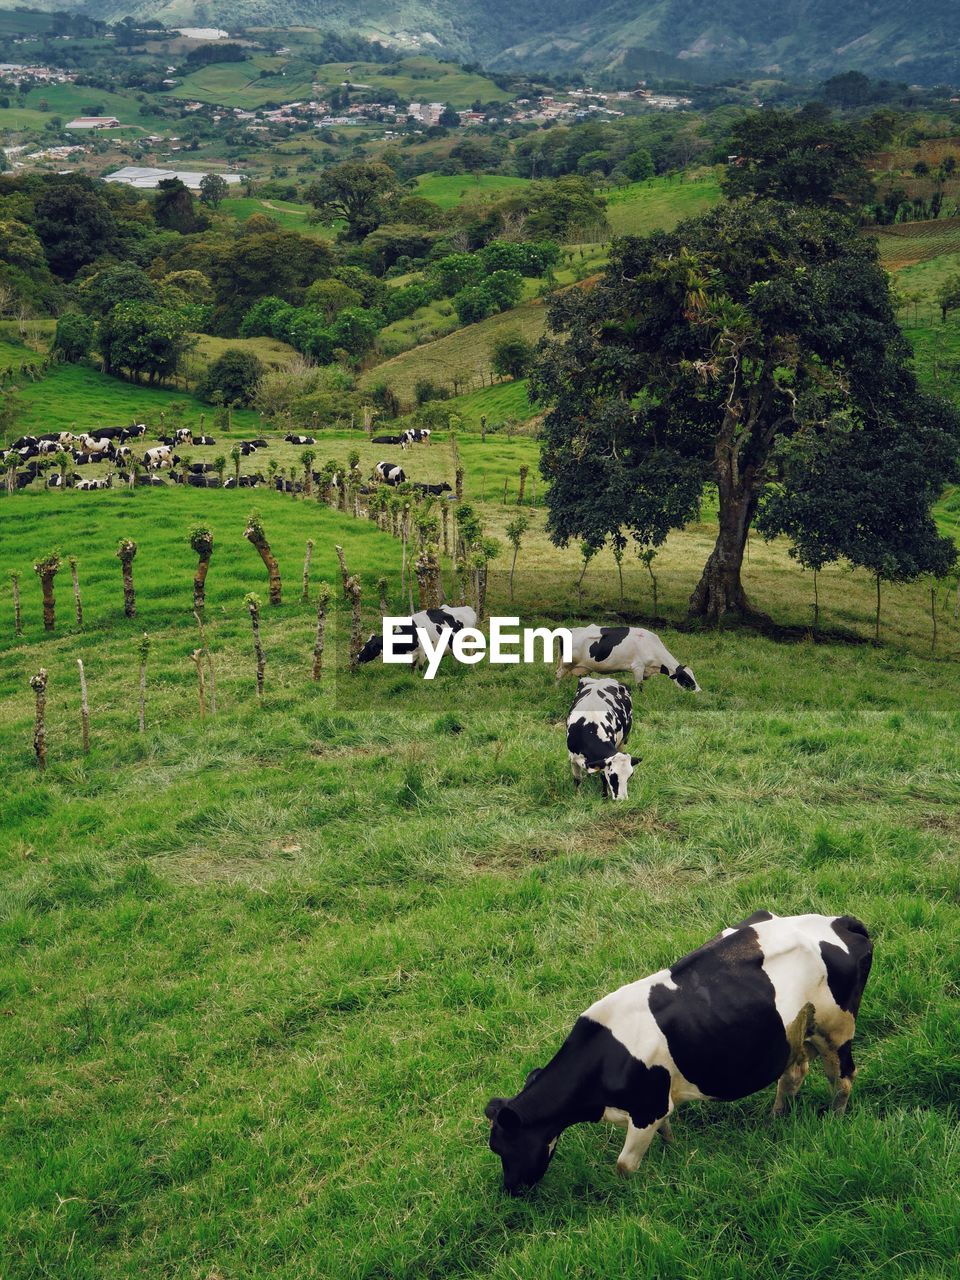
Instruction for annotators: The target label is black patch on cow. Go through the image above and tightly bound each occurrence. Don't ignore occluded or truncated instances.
[425,607,464,635]
[836,1039,856,1081]
[588,627,630,663]
[648,927,789,1101]
[672,665,697,690]
[820,917,873,1016]
[730,909,774,929]
[356,635,385,664]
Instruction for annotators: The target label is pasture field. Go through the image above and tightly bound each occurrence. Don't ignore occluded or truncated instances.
[217,197,337,239]
[1,476,959,1279]
[8,364,260,437]
[362,301,549,402]
[443,377,536,429]
[171,57,318,109]
[414,173,531,209]
[311,58,513,108]
[602,172,722,238]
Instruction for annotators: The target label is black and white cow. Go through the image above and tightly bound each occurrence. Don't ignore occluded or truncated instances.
[566,677,640,800]
[486,911,873,1195]
[374,461,406,486]
[174,428,193,445]
[402,427,431,446]
[284,434,316,445]
[187,461,217,474]
[412,481,453,496]
[558,626,700,692]
[357,605,477,670]
[144,445,176,470]
[75,475,113,491]
[372,434,404,445]
[186,473,220,488]
[237,441,259,456]
[193,434,217,446]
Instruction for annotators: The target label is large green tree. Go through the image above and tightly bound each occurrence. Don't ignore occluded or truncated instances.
[533,199,960,624]
[99,301,193,384]
[33,176,118,279]
[304,161,398,240]
[722,109,874,207]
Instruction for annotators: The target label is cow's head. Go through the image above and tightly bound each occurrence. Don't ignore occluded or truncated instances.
[356,634,384,664]
[586,751,641,799]
[662,663,701,692]
[485,1093,557,1195]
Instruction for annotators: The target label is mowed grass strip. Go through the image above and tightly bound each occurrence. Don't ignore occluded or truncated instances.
[0,480,959,1278]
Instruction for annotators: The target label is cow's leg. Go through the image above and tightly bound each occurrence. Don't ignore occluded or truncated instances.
[616,1113,669,1175]
[817,1037,856,1114]
[771,1050,810,1117]
[659,1116,674,1144]
[570,758,584,790]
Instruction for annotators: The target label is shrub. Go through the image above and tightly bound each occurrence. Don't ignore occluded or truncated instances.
[197,349,265,407]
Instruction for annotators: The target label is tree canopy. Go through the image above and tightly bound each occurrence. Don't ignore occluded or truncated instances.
[533,199,960,623]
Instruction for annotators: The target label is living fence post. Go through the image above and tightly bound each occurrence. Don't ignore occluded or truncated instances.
[312,583,332,681]
[11,571,22,637]
[302,539,314,603]
[245,593,266,699]
[30,667,47,770]
[77,658,90,754]
[346,576,363,671]
[138,633,150,732]
[69,556,82,628]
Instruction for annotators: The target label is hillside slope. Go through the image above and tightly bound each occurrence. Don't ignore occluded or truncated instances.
[14,0,960,82]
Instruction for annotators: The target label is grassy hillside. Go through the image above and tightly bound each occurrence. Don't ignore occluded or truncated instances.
[602,172,722,238]
[414,173,531,208]
[9,364,260,436]
[363,300,549,401]
[0,475,958,1278]
[311,57,513,108]
[217,196,337,238]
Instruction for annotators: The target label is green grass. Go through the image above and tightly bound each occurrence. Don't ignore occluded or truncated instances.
[363,300,550,403]
[171,57,318,109]
[312,57,512,109]
[6,364,260,437]
[12,83,169,132]
[871,217,960,271]
[0,338,35,371]
[217,196,337,238]
[0,477,959,1278]
[447,378,536,429]
[603,172,722,238]
[414,173,531,209]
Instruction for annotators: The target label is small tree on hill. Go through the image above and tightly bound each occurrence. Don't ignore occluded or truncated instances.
[33,552,60,631]
[190,526,214,610]
[244,512,282,605]
[116,539,138,617]
[199,173,228,209]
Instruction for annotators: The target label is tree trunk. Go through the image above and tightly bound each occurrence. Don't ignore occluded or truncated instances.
[70,559,82,628]
[40,574,56,631]
[688,473,763,624]
[121,563,136,617]
[302,539,314,604]
[31,668,47,770]
[77,658,90,754]
[194,556,210,611]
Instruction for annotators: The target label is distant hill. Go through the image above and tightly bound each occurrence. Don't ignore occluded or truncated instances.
[5,0,960,84]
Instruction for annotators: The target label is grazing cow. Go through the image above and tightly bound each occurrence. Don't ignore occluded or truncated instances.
[115,445,133,461]
[557,626,700,692]
[402,427,431,446]
[237,441,259,456]
[566,677,640,800]
[357,605,477,670]
[173,429,193,445]
[123,424,147,439]
[144,445,175,470]
[75,434,116,461]
[284,434,316,445]
[193,434,217,446]
[486,912,873,1195]
[374,461,406,486]
[372,434,404,445]
[412,481,453,496]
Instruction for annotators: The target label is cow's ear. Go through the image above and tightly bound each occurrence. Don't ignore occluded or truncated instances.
[484,1097,508,1122]
[630,756,642,767]
[524,1066,544,1088]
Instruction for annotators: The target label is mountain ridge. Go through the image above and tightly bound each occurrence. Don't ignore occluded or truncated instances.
[5,0,960,83]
